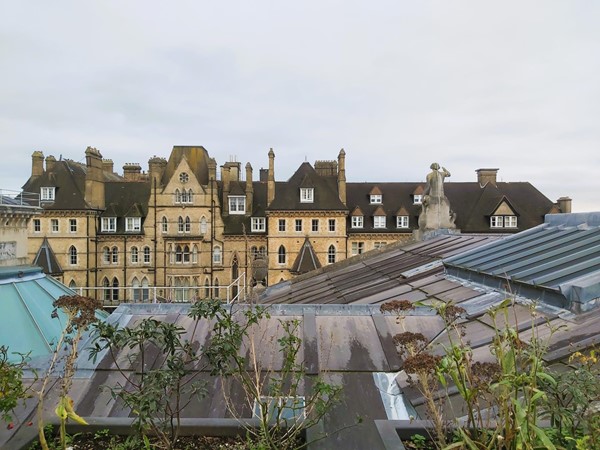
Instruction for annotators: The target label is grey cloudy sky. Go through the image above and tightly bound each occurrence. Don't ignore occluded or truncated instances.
[2,1,599,211]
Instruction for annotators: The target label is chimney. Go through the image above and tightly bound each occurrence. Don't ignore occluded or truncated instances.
[476,168,499,187]
[314,160,337,177]
[557,196,572,213]
[123,163,142,181]
[45,155,57,172]
[259,168,268,182]
[85,147,105,209]
[148,156,167,188]
[32,151,44,178]
[102,159,114,174]
[246,162,253,216]
[208,158,218,207]
[267,148,275,206]
[221,164,231,216]
[337,148,347,205]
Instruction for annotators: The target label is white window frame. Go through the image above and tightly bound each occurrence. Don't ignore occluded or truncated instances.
[143,246,151,264]
[374,241,387,250]
[213,246,222,265]
[351,216,364,229]
[413,195,423,205]
[300,188,314,203]
[162,217,168,233]
[33,219,41,233]
[370,194,382,204]
[41,187,55,201]
[295,219,302,232]
[251,217,266,232]
[328,219,335,232]
[125,217,141,232]
[505,216,518,228]
[396,216,409,228]
[51,219,59,233]
[327,245,336,264]
[490,216,504,228]
[311,219,319,232]
[278,219,286,232]
[374,216,386,228]
[69,219,77,233]
[101,217,117,232]
[131,246,139,264]
[229,196,246,214]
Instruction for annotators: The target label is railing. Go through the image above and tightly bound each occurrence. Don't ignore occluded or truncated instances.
[75,273,246,307]
[0,189,40,208]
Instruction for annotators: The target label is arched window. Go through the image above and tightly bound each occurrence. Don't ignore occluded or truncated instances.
[192,245,198,264]
[204,278,210,298]
[141,277,149,302]
[131,246,138,264]
[68,279,76,290]
[162,216,168,233]
[175,245,183,263]
[69,245,77,265]
[188,189,193,203]
[213,246,222,265]
[102,277,110,302]
[111,246,118,264]
[178,216,184,233]
[259,246,266,258]
[278,245,286,264]
[143,246,151,264]
[168,244,173,264]
[328,245,336,264]
[175,188,181,203]
[214,279,220,299]
[200,217,207,234]
[251,246,258,260]
[185,216,191,233]
[102,247,110,264]
[112,277,119,301]
[132,277,140,302]
[183,245,190,263]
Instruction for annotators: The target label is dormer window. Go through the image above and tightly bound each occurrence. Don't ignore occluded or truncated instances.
[370,194,382,204]
[300,188,314,203]
[41,187,55,201]
[125,217,141,232]
[352,216,364,228]
[251,217,266,232]
[101,217,116,232]
[397,216,409,228]
[491,215,517,228]
[229,196,246,214]
[413,195,423,205]
[374,216,386,228]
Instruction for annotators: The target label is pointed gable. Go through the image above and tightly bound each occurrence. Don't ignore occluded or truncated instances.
[162,146,211,186]
[413,185,424,195]
[33,238,63,276]
[395,206,409,216]
[373,206,386,216]
[491,199,517,216]
[369,186,382,195]
[291,238,322,274]
[351,206,364,216]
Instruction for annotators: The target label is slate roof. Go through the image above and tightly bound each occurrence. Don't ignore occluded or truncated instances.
[32,237,63,276]
[99,182,151,234]
[290,238,322,274]
[267,163,347,211]
[221,182,268,235]
[345,181,556,234]
[161,146,211,186]
[21,159,125,210]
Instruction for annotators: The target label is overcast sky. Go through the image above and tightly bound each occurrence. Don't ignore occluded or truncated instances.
[1,1,599,211]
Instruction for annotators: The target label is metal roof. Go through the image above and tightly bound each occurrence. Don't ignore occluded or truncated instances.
[445,213,600,312]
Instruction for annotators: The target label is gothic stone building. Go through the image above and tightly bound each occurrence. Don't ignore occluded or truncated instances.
[21,146,570,302]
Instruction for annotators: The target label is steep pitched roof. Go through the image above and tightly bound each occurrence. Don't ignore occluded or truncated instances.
[290,238,322,274]
[267,162,347,211]
[99,181,151,233]
[32,237,63,275]
[161,146,211,186]
[222,181,268,235]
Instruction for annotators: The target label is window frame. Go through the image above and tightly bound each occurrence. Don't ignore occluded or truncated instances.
[143,246,151,264]
[251,217,266,232]
[374,216,386,229]
[69,219,77,233]
[370,194,382,204]
[125,217,141,232]
[69,246,77,265]
[300,188,314,203]
[51,219,59,233]
[33,219,41,233]
[229,196,246,214]
[413,194,423,205]
[351,216,364,229]
[328,219,335,232]
[327,245,336,264]
[41,187,55,201]
[351,242,364,256]
[213,246,222,265]
[311,219,319,232]
[101,217,117,232]
[131,246,139,264]
[396,216,409,228]
[278,245,286,265]
[278,219,286,232]
[295,219,302,232]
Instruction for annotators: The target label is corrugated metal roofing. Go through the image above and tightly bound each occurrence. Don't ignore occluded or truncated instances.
[445,213,600,312]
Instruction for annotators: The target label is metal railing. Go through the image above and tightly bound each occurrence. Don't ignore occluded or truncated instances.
[0,189,40,208]
[74,273,246,307]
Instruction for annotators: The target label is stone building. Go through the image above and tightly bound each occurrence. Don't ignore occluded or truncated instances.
[21,145,569,302]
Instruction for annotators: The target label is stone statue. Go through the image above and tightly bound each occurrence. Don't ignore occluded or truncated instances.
[418,162,456,232]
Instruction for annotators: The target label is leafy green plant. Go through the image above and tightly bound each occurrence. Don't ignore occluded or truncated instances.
[0,345,32,423]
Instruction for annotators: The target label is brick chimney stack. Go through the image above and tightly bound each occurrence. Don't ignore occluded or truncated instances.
[45,155,56,172]
[31,151,44,178]
[267,148,275,206]
[338,148,347,205]
[221,164,231,216]
[102,159,114,174]
[246,162,253,216]
[85,147,105,209]
[148,156,167,189]
[476,168,499,187]
[123,163,142,181]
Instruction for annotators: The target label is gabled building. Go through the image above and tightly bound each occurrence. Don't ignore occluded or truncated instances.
[21,146,569,302]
